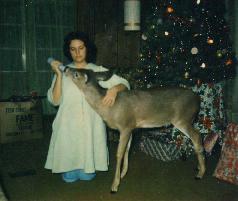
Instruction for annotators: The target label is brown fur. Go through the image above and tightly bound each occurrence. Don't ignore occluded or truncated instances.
[66,68,206,193]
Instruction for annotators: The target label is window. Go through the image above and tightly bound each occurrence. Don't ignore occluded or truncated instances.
[0,0,25,71]
[0,0,76,72]
[34,0,76,71]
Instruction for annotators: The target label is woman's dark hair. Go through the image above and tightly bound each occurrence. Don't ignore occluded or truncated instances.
[63,31,97,63]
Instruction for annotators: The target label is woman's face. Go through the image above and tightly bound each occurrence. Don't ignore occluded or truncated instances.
[69,39,87,64]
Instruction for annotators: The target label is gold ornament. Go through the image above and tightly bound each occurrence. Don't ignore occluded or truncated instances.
[191,47,198,55]
[184,72,189,79]
[207,38,214,44]
[216,50,222,58]
[167,6,174,13]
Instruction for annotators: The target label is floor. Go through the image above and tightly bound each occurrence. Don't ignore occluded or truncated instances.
[0,117,238,201]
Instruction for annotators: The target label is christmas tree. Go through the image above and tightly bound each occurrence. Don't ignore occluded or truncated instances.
[132,0,236,89]
[124,0,237,158]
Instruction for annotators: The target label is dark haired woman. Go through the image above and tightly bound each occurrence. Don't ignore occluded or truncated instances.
[45,31,130,182]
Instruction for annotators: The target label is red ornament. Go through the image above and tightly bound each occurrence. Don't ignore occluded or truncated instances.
[156,53,161,64]
[197,79,201,86]
[225,59,233,66]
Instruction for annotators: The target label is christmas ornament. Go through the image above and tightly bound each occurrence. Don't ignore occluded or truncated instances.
[189,17,195,23]
[191,47,198,55]
[148,51,152,58]
[225,59,233,66]
[222,49,228,54]
[167,6,174,13]
[157,18,163,25]
[197,79,201,86]
[180,47,185,53]
[147,84,151,88]
[207,38,214,44]
[156,53,161,64]
[141,34,147,40]
[184,72,189,79]
[200,63,206,68]
[216,50,222,58]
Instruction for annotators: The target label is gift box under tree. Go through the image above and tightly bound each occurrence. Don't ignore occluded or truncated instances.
[213,123,238,185]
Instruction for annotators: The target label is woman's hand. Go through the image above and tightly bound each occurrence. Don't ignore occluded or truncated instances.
[102,87,118,107]
[102,84,127,107]
[50,60,63,76]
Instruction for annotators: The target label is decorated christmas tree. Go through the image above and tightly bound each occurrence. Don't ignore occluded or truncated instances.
[131,0,236,89]
[126,0,237,158]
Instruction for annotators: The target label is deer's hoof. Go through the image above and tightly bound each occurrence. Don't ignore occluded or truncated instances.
[195,168,205,179]
[111,182,119,193]
[194,167,199,171]
[194,176,202,180]
[110,190,117,194]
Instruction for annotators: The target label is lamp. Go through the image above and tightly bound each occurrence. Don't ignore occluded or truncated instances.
[124,0,141,31]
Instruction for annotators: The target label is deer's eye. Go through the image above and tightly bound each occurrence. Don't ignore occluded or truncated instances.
[73,72,79,78]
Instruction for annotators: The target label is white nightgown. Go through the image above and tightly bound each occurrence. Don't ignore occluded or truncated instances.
[45,63,130,173]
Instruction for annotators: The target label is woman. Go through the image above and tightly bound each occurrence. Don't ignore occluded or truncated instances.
[45,31,130,182]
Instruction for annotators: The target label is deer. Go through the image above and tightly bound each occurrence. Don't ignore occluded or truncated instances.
[65,68,206,193]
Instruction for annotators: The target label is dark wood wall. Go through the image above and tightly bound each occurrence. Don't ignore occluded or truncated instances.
[76,0,151,71]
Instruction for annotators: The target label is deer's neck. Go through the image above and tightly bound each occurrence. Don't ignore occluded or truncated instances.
[81,83,106,111]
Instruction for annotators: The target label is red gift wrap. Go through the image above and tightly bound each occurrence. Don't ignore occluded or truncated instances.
[213,123,238,185]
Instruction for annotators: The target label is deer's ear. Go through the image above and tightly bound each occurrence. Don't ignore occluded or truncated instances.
[84,73,88,83]
[94,71,113,81]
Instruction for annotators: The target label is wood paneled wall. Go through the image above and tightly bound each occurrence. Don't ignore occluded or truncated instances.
[76,0,147,71]
[76,0,238,122]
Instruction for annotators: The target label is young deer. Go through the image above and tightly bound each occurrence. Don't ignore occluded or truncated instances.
[65,68,205,193]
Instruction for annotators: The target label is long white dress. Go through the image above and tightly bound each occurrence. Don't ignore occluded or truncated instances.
[45,63,130,173]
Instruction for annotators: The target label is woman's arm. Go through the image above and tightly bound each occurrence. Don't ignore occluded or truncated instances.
[52,73,63,104]
[102,83,128,107]
[48,60,63,105]
[93,64,130,107]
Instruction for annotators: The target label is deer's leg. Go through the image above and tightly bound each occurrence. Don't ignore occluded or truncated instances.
[111,130,132,193]
[174,123,205,179]
[191,130,206,179]
[121,134,132,179]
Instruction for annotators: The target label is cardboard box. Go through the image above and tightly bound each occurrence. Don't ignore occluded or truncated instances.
[0,100,43,143]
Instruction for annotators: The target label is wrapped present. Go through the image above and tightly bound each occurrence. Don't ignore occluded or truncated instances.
[203,133,219,153]
[223,123,238,147]
[213,123,238,185]
[139,129,181,161]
